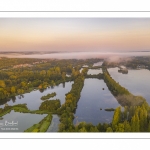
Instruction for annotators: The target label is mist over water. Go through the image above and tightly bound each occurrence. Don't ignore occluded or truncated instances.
[1,51,150,59]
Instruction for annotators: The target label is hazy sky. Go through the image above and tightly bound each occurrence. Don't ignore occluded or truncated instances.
[0,18,150,52]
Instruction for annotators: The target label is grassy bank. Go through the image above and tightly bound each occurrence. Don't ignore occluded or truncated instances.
[41,92,56,100]
[24,114,52,132]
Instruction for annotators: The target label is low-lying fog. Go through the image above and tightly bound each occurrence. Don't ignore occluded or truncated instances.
[0,51,150,59]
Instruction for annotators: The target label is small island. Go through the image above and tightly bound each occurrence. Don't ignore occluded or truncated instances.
[41,92,56,100]
[104,108,115,111]
[39,99,61,112]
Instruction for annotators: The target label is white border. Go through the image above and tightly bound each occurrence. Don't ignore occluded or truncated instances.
[1,12,150,18]
[0,0,149,11]
[0,12,150,139]
[0,133,149,138]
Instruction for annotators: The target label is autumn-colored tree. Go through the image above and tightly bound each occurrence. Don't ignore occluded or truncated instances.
[123,120,131,132]
[11,86,16,94]
[115,123,124,132]
[0,80,6,88]
[112,107,121,130]
[131,113,140,132]
[106,127,113,132]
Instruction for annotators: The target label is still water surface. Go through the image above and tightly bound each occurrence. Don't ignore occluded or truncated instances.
[93,61,103,66]
[47,115,60,132]
[87,69,102,75]
[108,67,150,104]
[73,78,120,125]
[0,81,73,110]
[0,110,47,132]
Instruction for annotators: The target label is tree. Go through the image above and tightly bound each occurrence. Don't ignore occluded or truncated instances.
[59,123,66,132]
[112,107,121,130]
[131,113,140,132]
[123,106,128,120]
[0,80,6,88]
[21,81,27,88]
[62,72,66,81]
[115,123,124,132]
[11,86,16,94]
[106,127,113,132]
[79,127,87,132]
[147,122,150,132]
[90,127,99,132]
[123,120,131,132]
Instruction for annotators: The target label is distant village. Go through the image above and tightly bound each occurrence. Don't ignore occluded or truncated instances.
[137,65,149,69]
[13,60,48,69]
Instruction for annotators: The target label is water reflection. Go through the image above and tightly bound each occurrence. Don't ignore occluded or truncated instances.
[47,115,60,132]
[0,110,47,132]
[108,67,150,104]
[87,69,102,75]
[63,82,65,88]
[93,61,103,66]
[0,81,73,110]
[73,78,120,125]
[12,96,16,103]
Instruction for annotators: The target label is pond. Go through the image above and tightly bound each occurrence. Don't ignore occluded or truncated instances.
[108,67,150,104]
[87,69,102,75]
[0,81,74,110]
[0,110,47,132]
[93,61,103,66]
[73,78,120,125]
[82,65,88,67]
[47,115,60,132]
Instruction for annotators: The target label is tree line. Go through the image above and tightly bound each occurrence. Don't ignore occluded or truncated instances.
[0,58,102,101]
[57,68,88,132]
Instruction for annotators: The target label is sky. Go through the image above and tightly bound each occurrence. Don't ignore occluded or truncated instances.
[0,18,150,52]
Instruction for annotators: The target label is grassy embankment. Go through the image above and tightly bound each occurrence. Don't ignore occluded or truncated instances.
[0,100,61,117]
[58,68,89,132]
[24,114,52,132]
[40,92,56,100]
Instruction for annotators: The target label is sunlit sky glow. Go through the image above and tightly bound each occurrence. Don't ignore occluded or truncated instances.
[0,18,150,52]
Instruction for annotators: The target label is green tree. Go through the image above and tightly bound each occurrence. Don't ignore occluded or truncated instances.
[62,72,66,81]
[106,127,113,132]
[123,120,131,132]
[90,127,99,132]
[0,80,6,88]
[123,106,128,120]
[147,122,150,132]
[115,123,124,132]
[79,127,87,132]
[11,86,16,94]
[131,113,140,132]
[112,107,121,130]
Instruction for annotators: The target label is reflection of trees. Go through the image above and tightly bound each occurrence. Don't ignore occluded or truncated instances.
[63,82,65,88]
[39,89,44,93]
[0,98,11,105]
[17,95,21,99]
[11,96,16,103]
[17,94,24,99]
[118,69,128,74]
[103,67,146,107]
